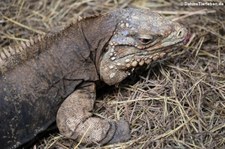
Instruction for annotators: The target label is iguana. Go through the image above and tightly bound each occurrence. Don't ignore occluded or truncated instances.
[0,8,189,149]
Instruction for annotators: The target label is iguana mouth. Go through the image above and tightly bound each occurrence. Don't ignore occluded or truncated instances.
[109,44,178,71]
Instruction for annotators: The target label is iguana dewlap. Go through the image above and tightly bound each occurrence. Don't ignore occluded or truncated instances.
[0,8,188,149]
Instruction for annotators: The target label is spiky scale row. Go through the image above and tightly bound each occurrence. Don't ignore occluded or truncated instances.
[0,11,104,74]
[77,12,103,22]
[8,46,16,55]
[0,34,45,73]
[1,48,10,59]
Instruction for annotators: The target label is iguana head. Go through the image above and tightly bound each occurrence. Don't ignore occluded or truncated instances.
[99,8,189,85]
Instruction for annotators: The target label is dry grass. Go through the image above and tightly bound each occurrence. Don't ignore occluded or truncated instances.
[1,0,225,149]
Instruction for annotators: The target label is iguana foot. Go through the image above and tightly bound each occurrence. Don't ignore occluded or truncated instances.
[56,82,130,145]
[107,119,131,144]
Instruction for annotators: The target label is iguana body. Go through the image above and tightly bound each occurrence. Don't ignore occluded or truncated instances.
[0,8,188,149]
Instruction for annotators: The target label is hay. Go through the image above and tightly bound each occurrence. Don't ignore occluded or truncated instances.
[1,0,224,148]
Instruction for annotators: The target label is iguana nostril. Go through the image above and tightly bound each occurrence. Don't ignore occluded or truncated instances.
[177,28,185,38]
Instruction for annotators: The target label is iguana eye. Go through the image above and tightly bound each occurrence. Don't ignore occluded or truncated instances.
[137,35,156,45]
[138,38,153,45]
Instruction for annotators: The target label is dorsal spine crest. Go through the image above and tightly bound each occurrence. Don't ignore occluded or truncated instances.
[0,33,46,73]
[77,12,103,22]
[0,12,104,74]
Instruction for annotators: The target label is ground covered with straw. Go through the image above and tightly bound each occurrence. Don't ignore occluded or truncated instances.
[0,0,224,149]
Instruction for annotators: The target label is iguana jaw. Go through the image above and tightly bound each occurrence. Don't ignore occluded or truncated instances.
[99,46,173,85]
[111,47,173,70]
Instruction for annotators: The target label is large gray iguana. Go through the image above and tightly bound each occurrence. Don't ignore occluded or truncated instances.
[0,8,189,149]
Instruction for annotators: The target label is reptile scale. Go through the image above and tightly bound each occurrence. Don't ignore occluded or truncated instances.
[0,8,189,149]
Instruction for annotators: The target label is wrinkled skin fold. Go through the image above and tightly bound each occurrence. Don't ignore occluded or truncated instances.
[0,8,188,149]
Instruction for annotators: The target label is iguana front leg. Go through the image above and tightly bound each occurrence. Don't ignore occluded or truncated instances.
[56,82,130,145]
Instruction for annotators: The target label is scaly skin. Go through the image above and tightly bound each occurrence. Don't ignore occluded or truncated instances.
[0,8,188,149]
